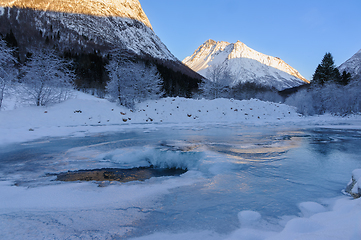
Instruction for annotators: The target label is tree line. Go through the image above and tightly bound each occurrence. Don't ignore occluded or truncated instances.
[0,36,200,110]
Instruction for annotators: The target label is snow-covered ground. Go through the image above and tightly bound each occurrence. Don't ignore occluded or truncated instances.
[1,91,360,145]
[1,91,361,240]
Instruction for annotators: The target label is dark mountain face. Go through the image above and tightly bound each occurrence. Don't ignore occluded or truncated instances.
[0,6,202,96]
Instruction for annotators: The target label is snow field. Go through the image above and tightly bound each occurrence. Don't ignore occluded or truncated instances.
[0,171,203,240]
[0,92,302,145]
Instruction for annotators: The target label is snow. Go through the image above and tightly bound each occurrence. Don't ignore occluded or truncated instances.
[182,40,309,90]
[351,169,361,195]
[1,91,361,239]
[129,197,361,240]
[0,91,305,145]
[338,49,361,77]
[0,171,203,239]
[2,90,360,146]
[1,5,176,61]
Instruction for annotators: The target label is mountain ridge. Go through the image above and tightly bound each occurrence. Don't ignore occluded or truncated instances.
[183,39,309,84]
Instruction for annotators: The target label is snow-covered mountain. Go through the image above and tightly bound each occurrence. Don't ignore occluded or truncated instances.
[0,0,153,29]
[338,49,361,79]
[183,40,309,90]
[0,0,175,60]
[0,0,202,95]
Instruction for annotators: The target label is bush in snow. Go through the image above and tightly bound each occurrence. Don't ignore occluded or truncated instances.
[20,49,75,106]
[285,82,361,115]
[0,39,17,109]
[106,54,163,108]
[199,63,233,99]
[285,52,360,116]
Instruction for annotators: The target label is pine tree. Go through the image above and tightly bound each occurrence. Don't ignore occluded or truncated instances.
[340,70,352,86]
[312,53,341,85]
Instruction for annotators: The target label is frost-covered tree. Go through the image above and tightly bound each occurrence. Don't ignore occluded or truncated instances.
[200,63,233,99]
[21,49,75,106]
[0,39,17,109]
[285,82,361,116]
[106,56,163,108]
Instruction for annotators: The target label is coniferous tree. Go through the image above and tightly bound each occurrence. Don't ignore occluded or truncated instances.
[312,53,341,85]
[340,70,352,86]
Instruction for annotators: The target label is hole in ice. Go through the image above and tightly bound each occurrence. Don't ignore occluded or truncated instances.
[52,167,187,183]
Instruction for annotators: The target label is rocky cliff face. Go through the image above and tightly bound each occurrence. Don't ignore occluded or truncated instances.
[183,40,309,90]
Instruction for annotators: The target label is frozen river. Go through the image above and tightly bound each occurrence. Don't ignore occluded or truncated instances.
[1,124,361,239]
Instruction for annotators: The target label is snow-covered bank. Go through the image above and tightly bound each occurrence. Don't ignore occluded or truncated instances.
[1,91,360,145]
[0,171,203,239]
[129,196,361,240]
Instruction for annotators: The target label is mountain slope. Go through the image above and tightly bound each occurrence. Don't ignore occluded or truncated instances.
[338,49,361,79]
[183,40,309,90]
[0,3,173,60]
[0,1,203,95]
[0,0,152,29]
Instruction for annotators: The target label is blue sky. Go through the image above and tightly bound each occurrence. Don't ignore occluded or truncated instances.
[141,0,361,79]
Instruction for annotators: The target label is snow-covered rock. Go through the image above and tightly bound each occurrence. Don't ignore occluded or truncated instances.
[183,40,309,90]
[345,169,361,198]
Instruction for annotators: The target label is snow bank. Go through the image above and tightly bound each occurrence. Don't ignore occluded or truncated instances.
[0,171,202,239]
[0,92,303,145]
[1,91,360,145]
[130,197,361,240]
